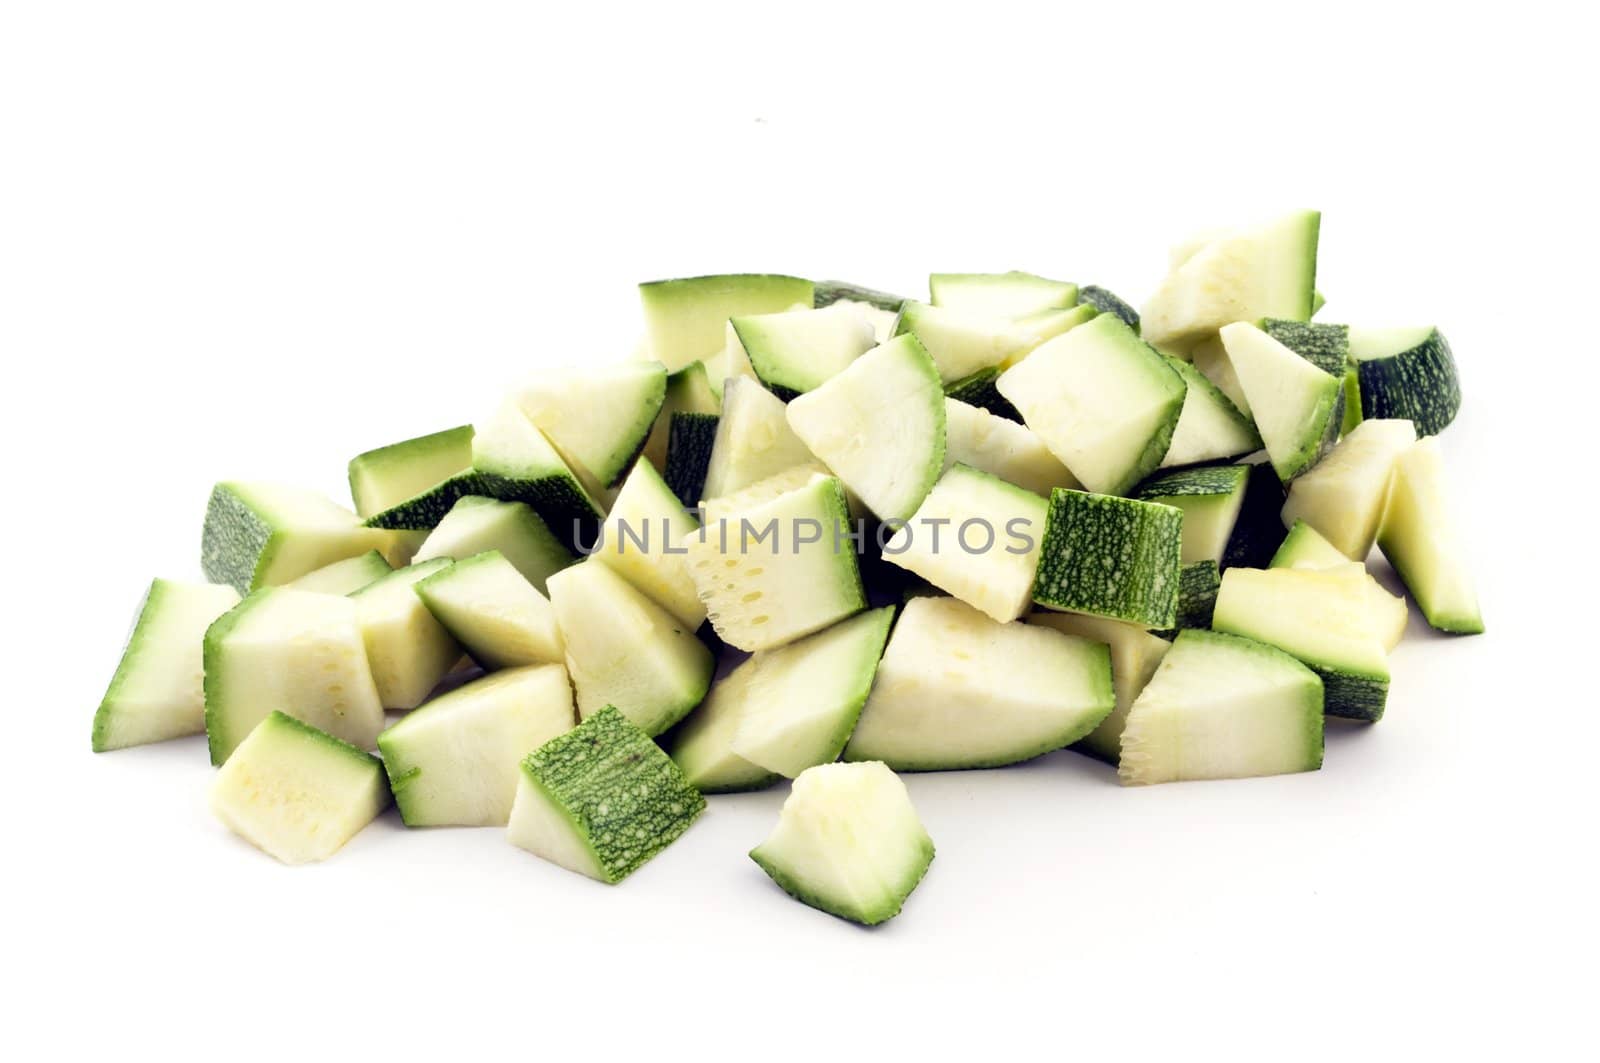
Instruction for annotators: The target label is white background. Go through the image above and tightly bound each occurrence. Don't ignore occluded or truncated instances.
[3,2,1594,1058]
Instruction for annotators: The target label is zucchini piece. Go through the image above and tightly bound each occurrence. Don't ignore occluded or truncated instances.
[639,274,814,372]
[202,481,392,593]
[1159,358,1263,468]
[203,588,385,764]
[545,559,712,735]
[1077,284,1139,330]
[1221,462,1289,570]
[1154,561,1221,638]
[1350,326,1462,436]
[893,300,1038,382]
[348,425,475,521]
[590,458,705,629]
[700,376,816,500]
[285,550,393,595]
[210,711,390,864]
[1260,318,1363,435]
[350,559,463,710]
[883,464,1047,623]
[1219,321,1342,481]
[1119,629,1324,785]
[1190,334,1251,417]
[412,495,574,595]
[1032,489,1183,629]
[997,314,1187,496]
[943,398,1079,496]
[1280,418,1417,559]
[1271,525,1409,651]
[750,761,934,926]
[1001,303,1100,367]
[93,579,241,752]
[1212,566,1391,721]
[928,270,1077,320]
[506,705,705,883]
[1142,209,1321,348]
[844,595,1113,770]
[699,462,831,521]
[1377,437,1484,634]
[666,659,783,794]
[786,333,946,521]
[1311,289,1328,316]
[731,305,877,399]
[730,607,894,778]
[414,551,564,671]
[641,361,720,473]
[663,412,719,508]
[378,664,575,827]
[467,402,605,550]
[1028,612,1170,765]
[687,475,866,652]
[1133,464,1249,565]
[943,366,1023,423]
[814,279,906,313]
[515,361,668,490]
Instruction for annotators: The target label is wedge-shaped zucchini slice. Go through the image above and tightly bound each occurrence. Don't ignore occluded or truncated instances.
[1350,326,1461,436]
[1281,418,1416,560]
[545,559,712,735]
[666,660,782,794]
[730,304,877,399]
[1220,321,1342,481]
[729,606,894,777]
[999,303,1099,368]
[1028,612,1170,765]
[1271,524,1408,651]
[943,366,1023,423]
[844,596,1113,770]
[93,579,241,752]
[942,399,1079,496]
[929,271,1078,320]
[1378,437,1484,634]
[1261,319,1363,435]
[1159,359,1262,468]
[1221,463,1288,570]
[1032,489,1183,629]
[1190,334,1251,417]
[687,475,866,652]
[1133,464,1249,566]
[663,411,719,508]
[786,333,946,521]
[202,481,393,593]
[351,559,462,710]
[1141,209,1320,348]
[1118,629,1324,785]
[203,588,385,764]
[701,376,816,500]
[589,459,705,629]
[1212,566,1391,721]
[813,281,902,343]
[1078,285,1139,330]
[997,314,1186,495]
[642,360,720,472]
[698,462,831,524]
[414,551,564,670]
[348,425,475,521]
[892,300,1038,382]
[1155,561,1221,637]
[515,362,668,491]
[211,711,390,864]
[639,273,814,372]
[467,403,604,549]
[379,664,575,827]
[412,495,574,595]
[285,550,393,595]
[750,761,934,926]
[883,464,1047,623]
[506,706,705,883]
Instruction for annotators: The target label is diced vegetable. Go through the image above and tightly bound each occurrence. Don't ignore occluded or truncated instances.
[1159,358,1262,468]
[943,366,1024,423]
[732,304,877,399]
[348,425,475,521]
[202,481,392,593]
[1028,612,1170,765]
[639,274,814,372]
[1350,326,1462,436]
[663,411,719,508]
[893,301,1038,382]
[515,362,668,491]
[590,459,705,629]
[929,270,1078,319]
[413,551,565,671]
[285,551,393,595]
[666,660,783,794]
[1219,321,1343,481]
[942,398,1079,497]
[350,559,463,710]
[1077,284,1140,330]
[1032,489,1183,629]
[1133,464,1250,566]
[1377,437,1484,634]
[1221,463,1289,570]
[701,376,816,500]
[1280,418,1417,559]
[412,495,574,595]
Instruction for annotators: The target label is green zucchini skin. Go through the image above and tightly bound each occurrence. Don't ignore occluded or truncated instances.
[1221,463,1289,570]
[1356,328,1461,436]
[813,280,907,313]
[1261,318,1349,378]
[1315,668,1390,723]
[1133,463,1249,500]
[943,366,1024,423]
[1032,490,1183,628]
[201,485,276,594]
[663,411,719,507]
[1078,285,1140,331]
[362,471,481,530]
[1155,561,1221,639]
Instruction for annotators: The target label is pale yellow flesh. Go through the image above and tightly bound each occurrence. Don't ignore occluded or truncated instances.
[591,461,705,628]
[702,376,816,499]
[942,399,1080,496]
[506,773,606,880]
[354,569,462,710]
[1028,612,1171,762]
[1282,419,1417,559]
[668,660,772,789]
[1377,438,1484,632]
[1190,335,1252,417]
[1218,322,1337,478]
[420,555,565,669]
[514,362,665,489]
[1273,523,1410,653]
[1213,567,1389,675]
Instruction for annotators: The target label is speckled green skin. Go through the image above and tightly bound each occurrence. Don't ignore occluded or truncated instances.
[363,471,482,530]
[943,367,1023,423]
[1313,667,1390,723]
[201,485,276,594]
[1133,463,1249,501]
[664,411,718,507]
[1032,490,1183,628]
[1222,464,1288,570]
[1356,328,1461,437]
[473,470,602,553]
[1261,319,1350,378]
[812,280,907,313]
[1155,561,1221,638]
[521,706,705,884]
[1078,285,1140,331]
[751,833,935,927]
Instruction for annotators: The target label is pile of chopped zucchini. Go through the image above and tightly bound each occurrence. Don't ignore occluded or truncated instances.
[92,210,1483,925]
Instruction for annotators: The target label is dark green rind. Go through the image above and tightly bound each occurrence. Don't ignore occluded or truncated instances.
[347,425,475,517]
[1133,463,1249,500]
[473,471,603,554]
[521,706,706,884]
[201,484,276,594]
[363,471,482,530]
[815,607,897,769]
[1261,319,1350,378]
[1221,464,1288,570]
[1356,329,1462,437]
[201,590,273,765]
[813,280,907,313]
[1315,666,1390,723]
[1078,285,1140,331]
[92,580,160,752]
[1032,490,1183,628]
[943,367,1024,423]
[664,412,719,507]
[1154,561,1221,639]
[751,835,935,927]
